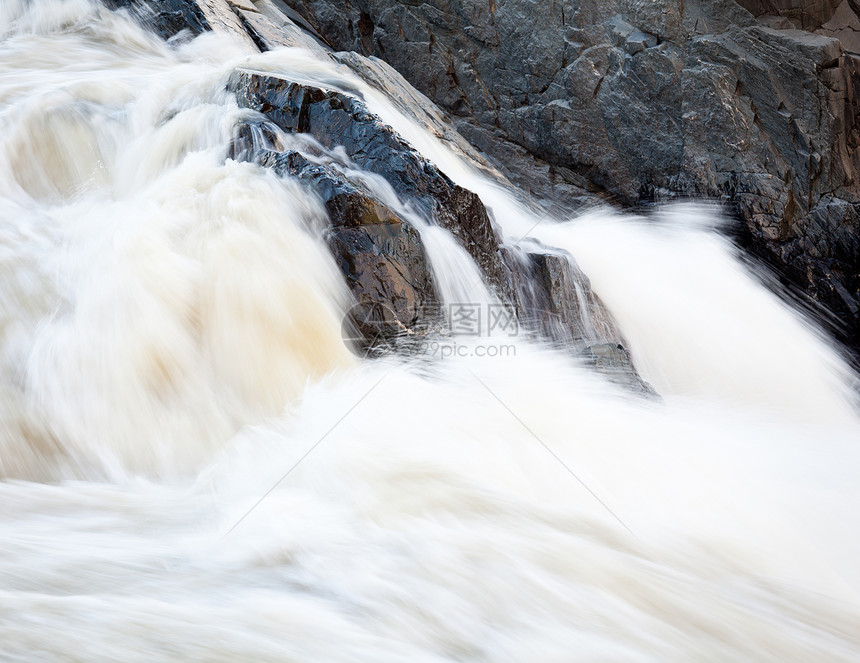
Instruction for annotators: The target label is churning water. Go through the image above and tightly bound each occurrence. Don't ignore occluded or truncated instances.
[1,1,859,660]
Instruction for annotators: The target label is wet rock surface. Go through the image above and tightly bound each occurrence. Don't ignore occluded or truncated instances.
[226,70,655,390]
[502,246,657,395]
[105,0,658,392]
[228,68,511,301]
[281,0,860,352]
[103,0,208,39]
[256,148,441,348]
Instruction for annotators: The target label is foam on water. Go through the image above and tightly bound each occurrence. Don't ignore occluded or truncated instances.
[1,2,859,660]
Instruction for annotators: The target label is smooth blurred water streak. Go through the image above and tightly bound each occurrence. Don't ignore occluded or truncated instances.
[0,2,859,661]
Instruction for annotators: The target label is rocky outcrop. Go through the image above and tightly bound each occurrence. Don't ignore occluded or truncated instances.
[224,66,654,389]
[103,0,659,392]
[230,113,443,347]
[281,0,860,351]
[737,0,843,29]
[228,68,511,300]
[257,150,440,349]
[103,0,208,39]
[502,246,656,395]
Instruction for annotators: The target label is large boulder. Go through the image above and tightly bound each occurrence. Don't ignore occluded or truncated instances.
[255,148,441,347]
[228,68,512,301]
[103,0,658,389]
[280,0,860,351]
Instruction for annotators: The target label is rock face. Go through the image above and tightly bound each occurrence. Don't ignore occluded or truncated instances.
[103,0,208,38]
[818,1,860,54]
[736,0,842,29]
[502,246,656,395]
[281,0,860,351]
[103,0,659,391]
[228,68,511,300]
[258,150,440,347]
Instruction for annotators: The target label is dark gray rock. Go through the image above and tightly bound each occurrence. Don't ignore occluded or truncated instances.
[280,0,860,351]
[736,0,842,29]
[228,68,512,301]
[105,0,267,48]
[102,0,208,39]
[501,245,657,395]
[257,149,441,348]
[105,0,658,386]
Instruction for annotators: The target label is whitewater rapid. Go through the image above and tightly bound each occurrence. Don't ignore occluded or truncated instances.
[1,1,859,660]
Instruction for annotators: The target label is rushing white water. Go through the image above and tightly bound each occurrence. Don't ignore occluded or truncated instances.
[2,2,860,660]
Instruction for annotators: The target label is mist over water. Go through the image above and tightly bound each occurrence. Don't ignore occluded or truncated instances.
[1,2,859,660]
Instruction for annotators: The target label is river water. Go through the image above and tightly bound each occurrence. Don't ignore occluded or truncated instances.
[1,1,859,660]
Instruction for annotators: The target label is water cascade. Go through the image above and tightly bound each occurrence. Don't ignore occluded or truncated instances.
[1,1,859,660]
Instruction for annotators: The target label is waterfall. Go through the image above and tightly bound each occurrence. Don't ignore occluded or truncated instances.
[1,1,860,660]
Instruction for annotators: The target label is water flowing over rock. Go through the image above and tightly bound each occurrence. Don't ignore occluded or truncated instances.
[228,68,512,301]
[259,148,441,348]
[280,0,860,353]
[104,0,860,355]
[102,0,208,39]
[97,0,729,396]
[6,2,860,659]
[502,245,657,395]
[222,65,653,389]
